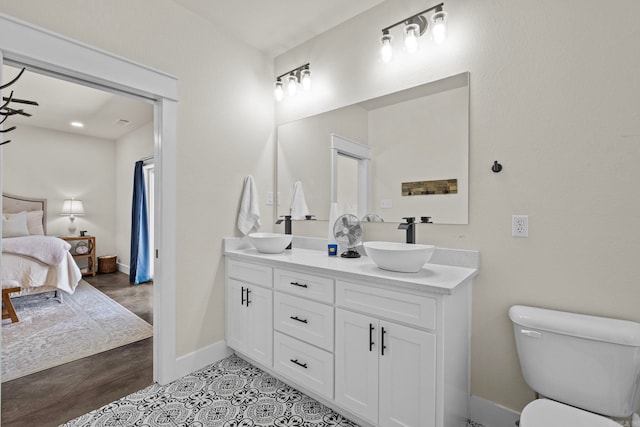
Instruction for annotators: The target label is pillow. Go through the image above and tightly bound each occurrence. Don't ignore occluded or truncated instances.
[2,210,45,235]
[2,211,30,238]
[26,210,45,235]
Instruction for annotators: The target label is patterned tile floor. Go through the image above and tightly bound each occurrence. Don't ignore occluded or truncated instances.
[61,354,483,427]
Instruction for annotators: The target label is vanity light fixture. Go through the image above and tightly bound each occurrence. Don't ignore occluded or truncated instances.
[380,2,448,62]
[274,80,284,102]
[404,22,421,54]
[300,68,312,91]
[286,73,298,97]
[380,31,393,63]
[273,63,311,101]
[430,7,448,44]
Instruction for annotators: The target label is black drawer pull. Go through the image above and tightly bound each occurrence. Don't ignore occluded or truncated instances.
[381,327,387,356]
[369,323,375,352]
[246,288,251,306]
[290,316,308,324]
[290,281,308,288]
[241,286,246,306]
[290,358,308,369]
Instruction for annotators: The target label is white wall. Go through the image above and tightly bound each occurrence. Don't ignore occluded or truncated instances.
[2,125,116,256]
[0,0,274,357]
[115,121,154,272]
[275,0,640,413]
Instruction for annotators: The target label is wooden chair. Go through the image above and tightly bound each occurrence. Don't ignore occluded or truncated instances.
[2,287,21,324]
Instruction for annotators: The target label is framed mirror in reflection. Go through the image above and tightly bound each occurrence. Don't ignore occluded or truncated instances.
[276,71,469,225]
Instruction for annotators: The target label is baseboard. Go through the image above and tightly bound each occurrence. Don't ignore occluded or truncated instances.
[117,262,129,275]
[470,395,520,427]
[174,340,233,380]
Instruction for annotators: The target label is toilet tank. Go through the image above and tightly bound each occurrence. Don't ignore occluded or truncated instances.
[509,305,640,418]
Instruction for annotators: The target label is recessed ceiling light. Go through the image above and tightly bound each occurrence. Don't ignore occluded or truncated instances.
[114,119,131,126]
[70,121,84,128]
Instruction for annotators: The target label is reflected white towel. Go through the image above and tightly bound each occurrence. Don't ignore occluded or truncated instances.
[237,176,261,235]
[328,202,341,244]
[290,181,310,220]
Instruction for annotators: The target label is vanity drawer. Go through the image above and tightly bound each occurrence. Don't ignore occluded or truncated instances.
[274,293,334,351]
[273,331,334,400]
[336,281,437,330]
[274,269,334,303]
[227,259,272,287]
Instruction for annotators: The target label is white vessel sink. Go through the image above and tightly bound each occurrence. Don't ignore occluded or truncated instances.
[363,241,435,273]
[248,232,292,254]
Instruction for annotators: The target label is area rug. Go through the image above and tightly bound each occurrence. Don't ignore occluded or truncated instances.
[1,280,153,382]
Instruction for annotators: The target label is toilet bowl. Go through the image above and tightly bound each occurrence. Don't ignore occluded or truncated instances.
[520,399,621,427]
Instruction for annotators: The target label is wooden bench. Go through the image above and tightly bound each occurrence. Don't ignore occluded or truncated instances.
[2,287,21,324]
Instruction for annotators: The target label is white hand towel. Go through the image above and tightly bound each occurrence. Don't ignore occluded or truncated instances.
[290,181,310,220]
[328,202,341,244]
[237,175,261,235]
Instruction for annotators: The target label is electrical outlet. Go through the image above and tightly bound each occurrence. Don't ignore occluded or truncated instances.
[512,215,528,237]
[380,199,393,209]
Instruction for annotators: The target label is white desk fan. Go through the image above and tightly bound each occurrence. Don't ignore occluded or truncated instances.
[332,214,363,258]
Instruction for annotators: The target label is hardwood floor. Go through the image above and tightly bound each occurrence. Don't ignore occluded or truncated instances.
[1,272,153,427]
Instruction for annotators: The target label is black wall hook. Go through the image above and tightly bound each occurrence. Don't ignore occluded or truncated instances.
[491,160,503,173]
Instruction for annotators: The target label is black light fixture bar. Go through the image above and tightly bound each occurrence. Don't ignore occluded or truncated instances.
[276,63,310,81]
[381,2,444,33]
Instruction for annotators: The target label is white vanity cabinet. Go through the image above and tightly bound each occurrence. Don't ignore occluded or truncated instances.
[224,242,478,427]
[335,282,437,427]
[225,259,273,367]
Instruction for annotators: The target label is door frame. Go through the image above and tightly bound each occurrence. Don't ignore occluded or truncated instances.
[0,14,178,385]
[331,133,371,219]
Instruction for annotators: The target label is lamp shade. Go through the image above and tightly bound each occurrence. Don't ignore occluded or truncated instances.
[61,198,85,216]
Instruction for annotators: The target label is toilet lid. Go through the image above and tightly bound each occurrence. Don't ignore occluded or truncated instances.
[520,399,620,427]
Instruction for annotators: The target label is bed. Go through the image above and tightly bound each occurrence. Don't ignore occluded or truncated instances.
[2,193,82,323]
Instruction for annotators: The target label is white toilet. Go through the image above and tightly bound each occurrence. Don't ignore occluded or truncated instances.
[509,305,640,427]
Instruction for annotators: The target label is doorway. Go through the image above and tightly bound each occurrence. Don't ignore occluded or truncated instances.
[331,133,371,219]
[0,63,158,424]
[0,14,178,390]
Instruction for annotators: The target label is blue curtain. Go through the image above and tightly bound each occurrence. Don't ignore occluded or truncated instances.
[130,161,151,284]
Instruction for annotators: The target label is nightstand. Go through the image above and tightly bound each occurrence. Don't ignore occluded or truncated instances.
[60,236,96,276]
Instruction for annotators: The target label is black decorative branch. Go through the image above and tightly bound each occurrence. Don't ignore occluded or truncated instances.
[0,67,38,145]
[0,67,25,90]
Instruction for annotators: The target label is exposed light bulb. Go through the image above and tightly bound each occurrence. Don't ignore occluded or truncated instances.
[380,32,393,63]
[301,69,311,91]
[404,23,420,54]
[287,74,298,97]
[431,10,448,44]
[274,80,284,102]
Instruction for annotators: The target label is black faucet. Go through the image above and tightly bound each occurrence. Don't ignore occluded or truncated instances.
[398,217,416,244]
[275,215,292,249]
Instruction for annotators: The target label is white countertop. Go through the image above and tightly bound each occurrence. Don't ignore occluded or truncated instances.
[224,240,479,295]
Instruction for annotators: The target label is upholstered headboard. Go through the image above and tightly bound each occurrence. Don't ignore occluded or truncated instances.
[2,193,48,235]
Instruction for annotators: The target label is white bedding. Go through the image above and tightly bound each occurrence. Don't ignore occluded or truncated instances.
[3,236,71,266]
[2,251,82,295]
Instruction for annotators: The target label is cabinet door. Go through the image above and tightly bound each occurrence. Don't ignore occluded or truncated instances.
[335,309,379,424]
[378,321,436,427]
[226,279,248,351]
[245,284,273,367]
